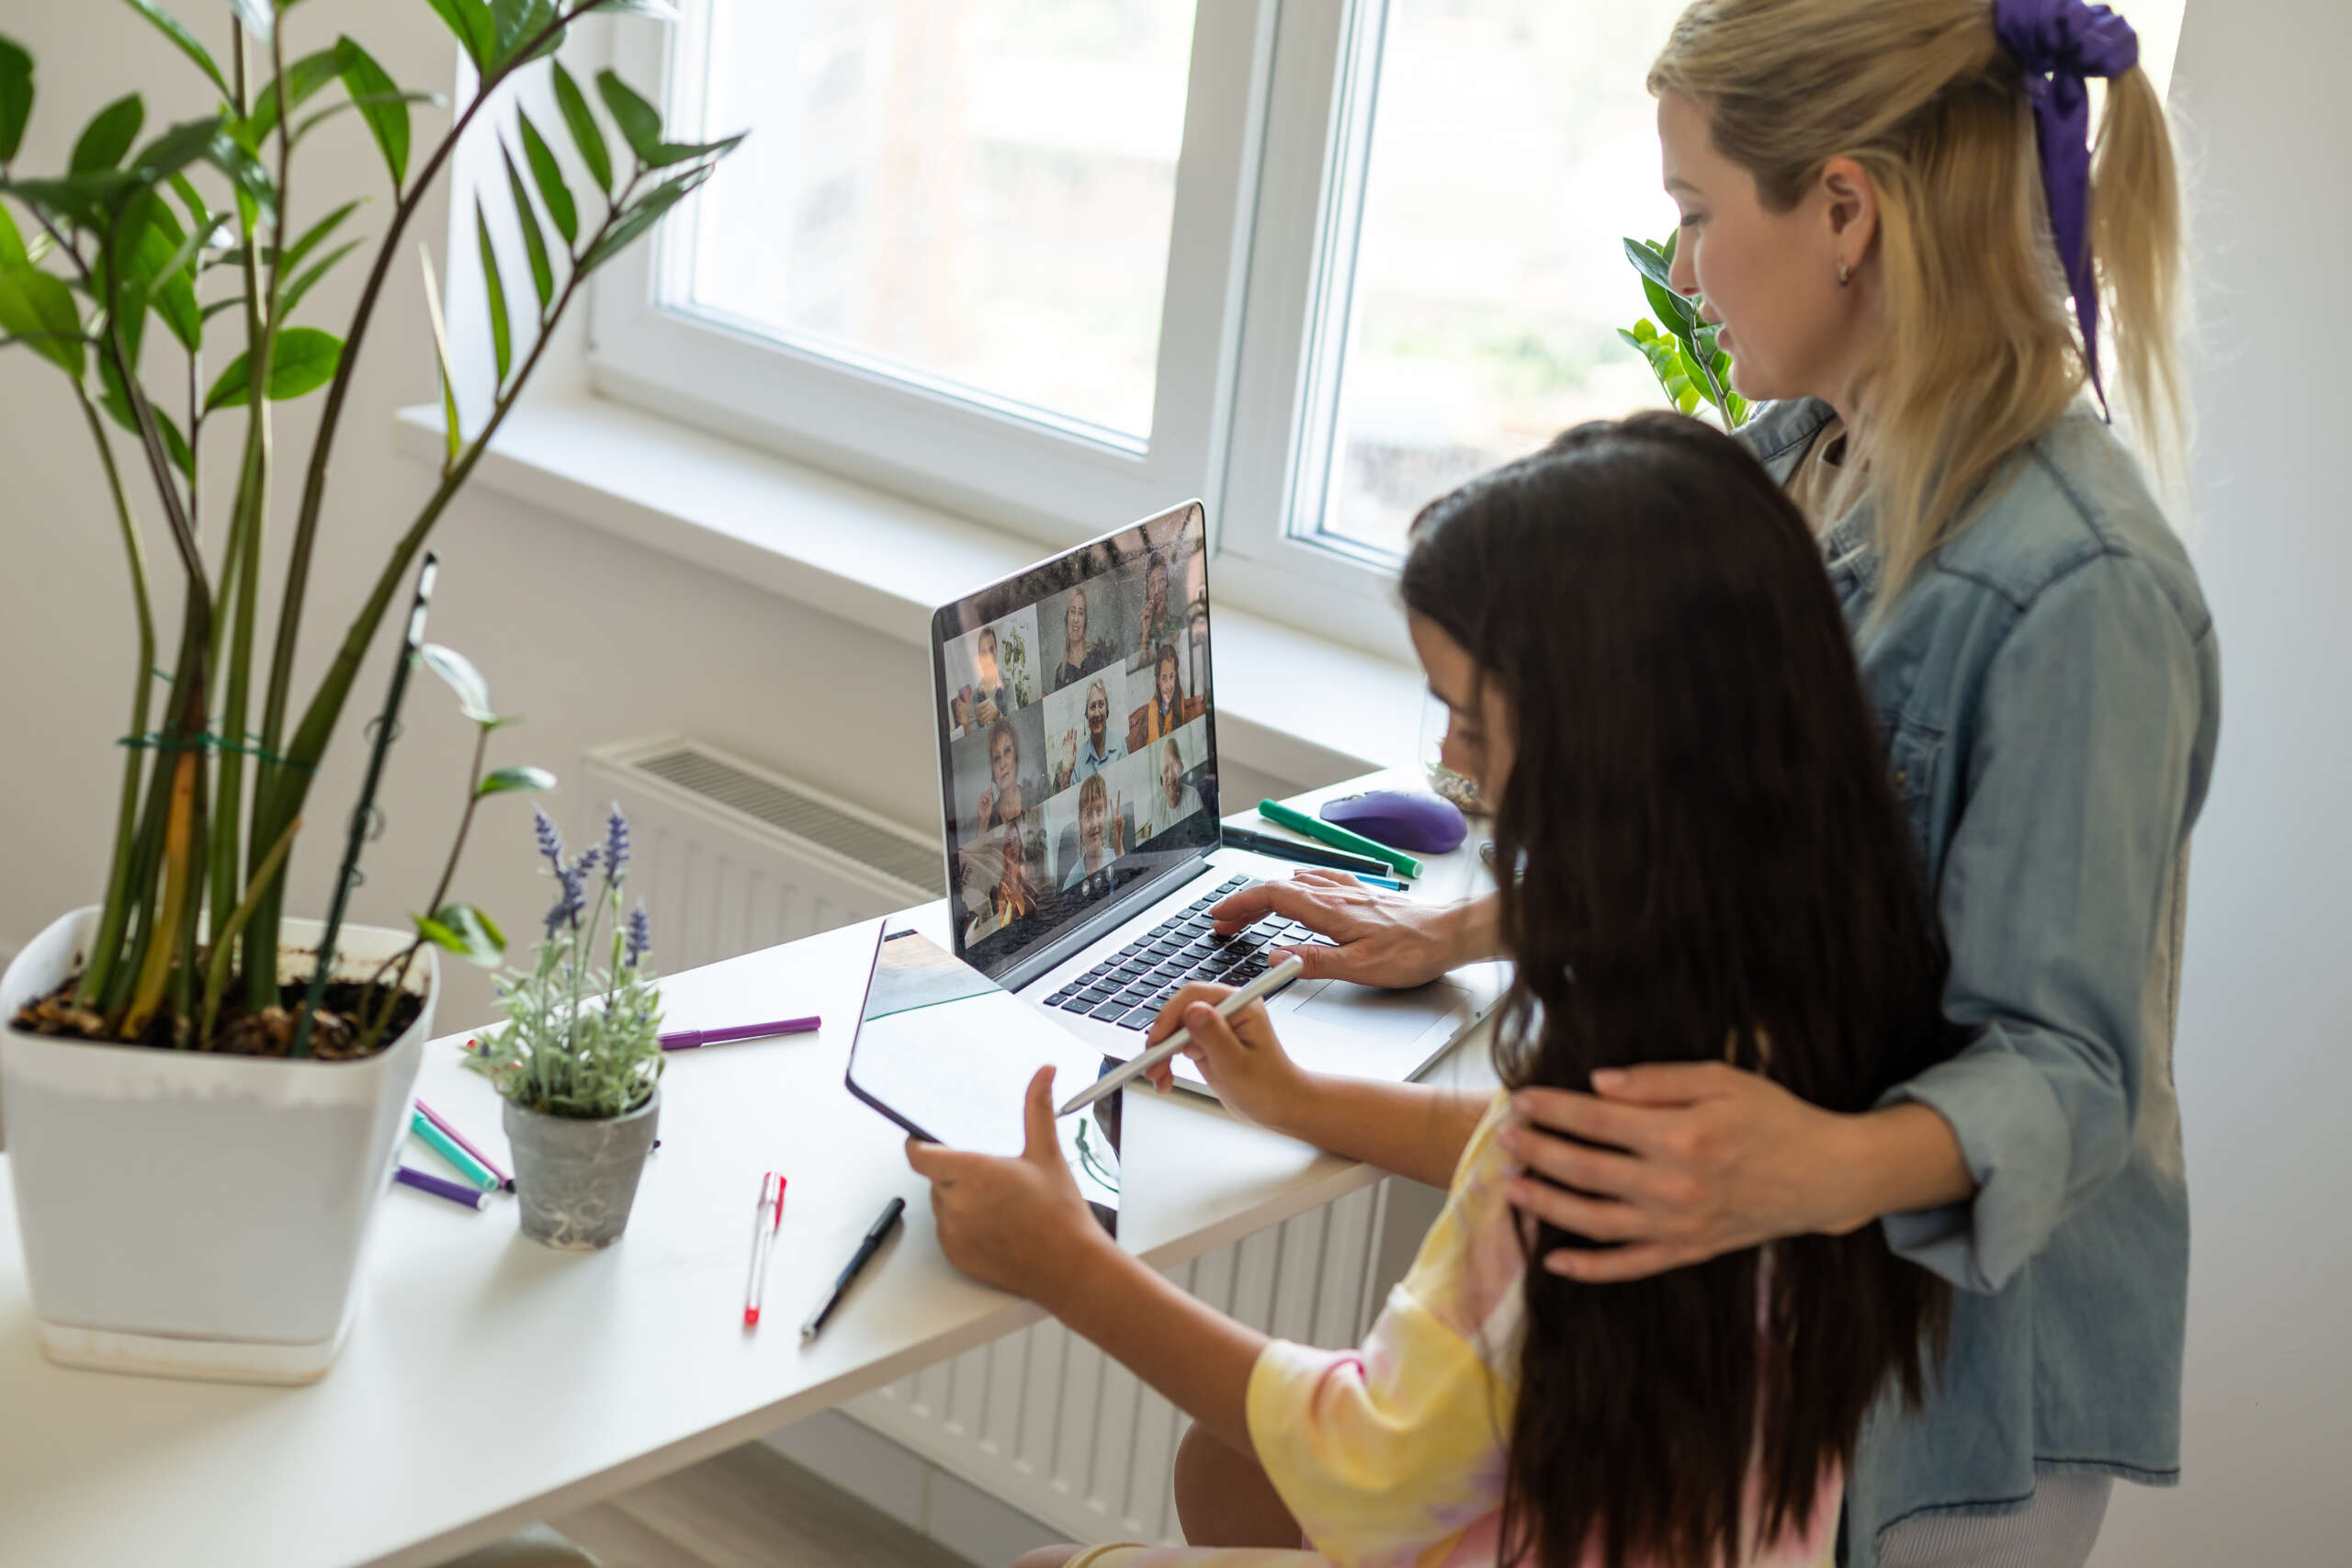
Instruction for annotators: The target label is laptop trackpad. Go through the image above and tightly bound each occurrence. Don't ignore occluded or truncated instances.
[1289,979,1463,1044]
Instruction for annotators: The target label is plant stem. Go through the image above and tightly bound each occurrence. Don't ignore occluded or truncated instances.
[215,21,288,1008]
[197,811,300,1045]
[360,723,488,1046]
[245,1,592,1004]
[72,384,158,1008]
[248,181,629,1010]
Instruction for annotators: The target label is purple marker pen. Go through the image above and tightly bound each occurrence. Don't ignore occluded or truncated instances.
[659,1015,823,1052]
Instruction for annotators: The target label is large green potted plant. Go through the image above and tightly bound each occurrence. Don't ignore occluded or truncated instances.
[0,0,741,1382]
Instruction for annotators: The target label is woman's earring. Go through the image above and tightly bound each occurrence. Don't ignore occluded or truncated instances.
[1837,261,1852,287]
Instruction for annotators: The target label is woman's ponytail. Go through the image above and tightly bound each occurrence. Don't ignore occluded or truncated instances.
[2093,63,2188,484]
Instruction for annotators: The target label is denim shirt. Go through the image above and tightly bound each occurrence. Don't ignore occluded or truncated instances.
[1737,399,2221,1564]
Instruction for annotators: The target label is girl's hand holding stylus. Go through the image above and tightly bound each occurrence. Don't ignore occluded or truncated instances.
[1141,982,1307,1131]
[907,1067,1112,1301]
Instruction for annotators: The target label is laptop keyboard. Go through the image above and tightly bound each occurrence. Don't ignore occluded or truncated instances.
[1041,874,1337,1032]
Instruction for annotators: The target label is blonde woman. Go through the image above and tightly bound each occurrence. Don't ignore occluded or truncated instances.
[1208,4,2217,1564]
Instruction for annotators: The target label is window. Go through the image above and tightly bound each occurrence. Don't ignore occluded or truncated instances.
[674,2,1198,444]
[591,1,2192,654]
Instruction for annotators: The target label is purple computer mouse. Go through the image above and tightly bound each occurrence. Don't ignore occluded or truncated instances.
[1321,789,1467,855]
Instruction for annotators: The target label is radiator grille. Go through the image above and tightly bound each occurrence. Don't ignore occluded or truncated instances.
[631,745,944,896]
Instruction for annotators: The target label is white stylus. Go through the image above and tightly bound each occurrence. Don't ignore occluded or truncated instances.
[1055,954,1306,1118]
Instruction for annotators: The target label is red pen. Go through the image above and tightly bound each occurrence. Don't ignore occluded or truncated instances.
[744,1171,786,1328]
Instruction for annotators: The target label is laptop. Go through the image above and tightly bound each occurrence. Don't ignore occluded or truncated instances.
[929,499,1500,1094]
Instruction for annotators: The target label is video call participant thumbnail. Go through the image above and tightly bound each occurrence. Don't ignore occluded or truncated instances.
[1128,641,1204,752]
[951,625,1012,736]
[1059,771,1129,896]
[1049,582,1115,694]
[1133,552,1183,667]
[959,813,1045,949]
[967,715,1044,836]
[1145,735,1203,842]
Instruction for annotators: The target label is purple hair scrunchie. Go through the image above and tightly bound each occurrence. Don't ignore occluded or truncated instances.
[1992,0,2141,417]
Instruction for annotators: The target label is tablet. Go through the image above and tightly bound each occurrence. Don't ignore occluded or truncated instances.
[845,926,1121,1208]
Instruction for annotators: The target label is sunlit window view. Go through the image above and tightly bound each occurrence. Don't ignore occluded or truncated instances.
[676,0,1197,442]
[1309,0,2190,560]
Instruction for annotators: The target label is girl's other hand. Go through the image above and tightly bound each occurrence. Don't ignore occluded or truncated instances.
[1140,984,1307,1132]
[906,1067,1111,1301]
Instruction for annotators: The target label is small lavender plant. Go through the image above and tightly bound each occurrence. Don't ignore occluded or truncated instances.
[466,805,662,1120]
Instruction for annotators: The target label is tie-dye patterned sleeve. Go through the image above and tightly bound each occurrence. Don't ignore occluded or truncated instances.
[1243,1092,1529,1568]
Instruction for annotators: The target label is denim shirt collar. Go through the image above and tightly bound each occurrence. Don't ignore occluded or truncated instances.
[1740,398,1883,600]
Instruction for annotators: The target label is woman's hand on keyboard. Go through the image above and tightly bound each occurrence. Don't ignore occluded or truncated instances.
[1208,872,1491,988]
[1141,983,1307,1132]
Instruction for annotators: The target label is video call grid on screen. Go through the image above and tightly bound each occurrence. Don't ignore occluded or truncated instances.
[933,501,1219,980]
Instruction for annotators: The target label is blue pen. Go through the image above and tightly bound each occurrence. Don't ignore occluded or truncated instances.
[1351,871,1407,891]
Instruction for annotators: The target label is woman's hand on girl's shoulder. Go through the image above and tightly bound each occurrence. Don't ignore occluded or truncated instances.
[1498,1064,1876,1283]
[906,1067,1115,1303]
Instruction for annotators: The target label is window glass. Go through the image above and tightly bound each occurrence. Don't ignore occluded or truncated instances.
[677,1,1198,441]
[1305,0,2191,561]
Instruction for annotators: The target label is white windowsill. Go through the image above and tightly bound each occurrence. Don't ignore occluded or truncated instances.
[393,395,1426,789]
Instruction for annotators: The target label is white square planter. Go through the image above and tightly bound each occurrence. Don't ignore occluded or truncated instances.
[0,907,436,1384]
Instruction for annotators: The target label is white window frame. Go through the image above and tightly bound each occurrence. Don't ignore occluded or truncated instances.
[587,3,1282,546]
[583,1,1430,660]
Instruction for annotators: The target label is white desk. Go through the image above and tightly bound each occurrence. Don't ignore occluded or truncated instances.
[0,775,1496,1568]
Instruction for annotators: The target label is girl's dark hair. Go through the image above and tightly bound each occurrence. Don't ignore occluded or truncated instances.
[1399,412,1957,1568]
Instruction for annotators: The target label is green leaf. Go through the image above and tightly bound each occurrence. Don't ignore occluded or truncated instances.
[114,2,229,97]
[204,324,342,410]
[500,141,552,310]
[240,46,345,150]
[165,169,208,232]
[1642,275,1693,343]
[595,70,662,163]
[474,197,509,385]
[642,130,744,172]
[336,37,409,190]
[578,164,711,276]
[550,61,610,194]
[476,765,556,798]
[0,38,36,165]
[292,89,443,146]
[72,95,145,174]
[1632,318,1657,343]
[418,641,495,721]
[491,0,565,71]
[515,109,574,245]
[422,0,495,71]
[278,237,358,318]
[1616,327,1645,353]
[583,0,680,16]
[0,201,25,268]
[279,197,360,276]
[1623,235,1675,293]
[0,261,84,375]
[119,195,202,351]
[414,903,505,968]
[417,243,460,465]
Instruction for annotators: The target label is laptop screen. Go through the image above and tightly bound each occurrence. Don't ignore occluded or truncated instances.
[931,501,1219,981]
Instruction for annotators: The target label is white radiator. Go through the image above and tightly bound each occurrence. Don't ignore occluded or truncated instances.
[585,735,1410,1547]
[582,736,944,968]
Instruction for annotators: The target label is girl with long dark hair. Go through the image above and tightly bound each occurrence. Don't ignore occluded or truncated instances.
[908,415,1963,1568]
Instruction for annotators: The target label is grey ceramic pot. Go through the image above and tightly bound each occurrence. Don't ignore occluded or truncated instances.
[503,1090,660,1251]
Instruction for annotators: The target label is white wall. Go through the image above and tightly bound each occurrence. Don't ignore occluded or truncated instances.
[2088,6,2352,1565]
